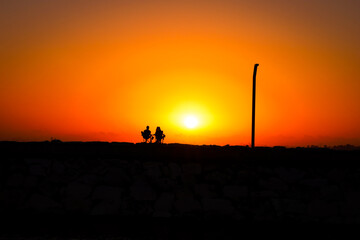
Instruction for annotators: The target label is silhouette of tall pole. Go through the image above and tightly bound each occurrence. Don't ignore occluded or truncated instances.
[251,64,259,148]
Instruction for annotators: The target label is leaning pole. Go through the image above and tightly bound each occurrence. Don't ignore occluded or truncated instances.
[251,64,259,149]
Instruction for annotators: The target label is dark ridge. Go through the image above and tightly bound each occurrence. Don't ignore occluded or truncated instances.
[1,141,360,238]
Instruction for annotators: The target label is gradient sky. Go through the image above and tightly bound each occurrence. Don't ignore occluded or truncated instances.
[0,0,359,146]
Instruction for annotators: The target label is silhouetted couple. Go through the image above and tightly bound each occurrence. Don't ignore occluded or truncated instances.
[141,126,165,144]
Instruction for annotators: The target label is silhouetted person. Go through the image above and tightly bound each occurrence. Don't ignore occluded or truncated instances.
[141,126,153,143]
[154,126,165,144]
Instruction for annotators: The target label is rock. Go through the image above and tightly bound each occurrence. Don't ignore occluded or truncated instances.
[6,174,24,187]
[130,181,156,201]
[299,179,328,188]
[307,199,338,218]
[91,201,120,215]
[274,167,305,183]
[202,164,218,173]
[64,185,120,214]
[78,174,100,185]
[181,174,197,185]
[128,160,143,175]
[63,159,83,171]
[343,192,360,215]
[194,184,217,198]
[92,185,121,202]
[66,182,92,199]
[154,178,176,191]
[46,174,70,185]
[91,186,122,215]
[174,196,201,214]
[257,166,274,176]
[168,163,181,179]
[324,216,344,224]
[223,168,234,180]
[117,160,129,165]
[283,199,307,214]
[143,162,162,178]
[182,163,202,175]
[272,198,306,216]
[175,189,194,199]
[320,185,341,200]
[223,185,248,200]
[120,199,153,215]
[205,171,229,185]
[27,194,61,213]
[102,168,129,186]
[38,180,60,198]
[103,158,124,167]
[161,165,170,177]
[259,177,288,192]
[51,160,66,175]
[250,201,276,220]
[286,185,314,201]
[236,170,255,184]
[271,198,283,216]
[202,199,235,215]
[9,162,27,174]
[65,198,92,213]
[154,193,174,212]
[89,164,107,175]
[251,190,278,198]
[25,158,45,166]
[29,165,47,176]
[23,175,39,188]
[2,188,28,209]
[153,211,172,218]
[327,168,345,182]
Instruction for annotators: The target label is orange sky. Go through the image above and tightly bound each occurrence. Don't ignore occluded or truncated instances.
[0,0,359,146]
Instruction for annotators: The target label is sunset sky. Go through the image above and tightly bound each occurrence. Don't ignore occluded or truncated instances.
[0,0,359,146]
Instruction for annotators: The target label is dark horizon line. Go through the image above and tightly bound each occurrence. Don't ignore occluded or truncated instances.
[0,140,359,149]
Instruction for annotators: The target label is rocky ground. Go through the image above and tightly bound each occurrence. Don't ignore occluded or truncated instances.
[0,142,359,238]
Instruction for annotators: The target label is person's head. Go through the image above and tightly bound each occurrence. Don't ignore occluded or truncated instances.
[146,126,149,130]
[156,126,160,131]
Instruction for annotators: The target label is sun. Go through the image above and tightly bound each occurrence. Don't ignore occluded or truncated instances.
[184,115,199,129]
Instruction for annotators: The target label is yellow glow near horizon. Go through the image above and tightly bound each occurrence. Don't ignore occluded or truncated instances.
[169,102,213,133]
[184,115,199,129]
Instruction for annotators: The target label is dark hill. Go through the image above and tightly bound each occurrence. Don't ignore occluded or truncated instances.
[0,142,359,237]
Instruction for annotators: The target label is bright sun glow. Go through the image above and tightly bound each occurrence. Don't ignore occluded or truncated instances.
[184,115,199,129]
[169,102,213,133]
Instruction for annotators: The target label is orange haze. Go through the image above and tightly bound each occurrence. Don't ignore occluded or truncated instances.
[0,0,359,146]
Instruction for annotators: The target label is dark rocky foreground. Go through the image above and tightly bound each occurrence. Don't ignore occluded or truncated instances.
[1,142,360,238]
